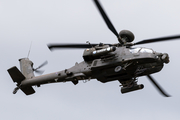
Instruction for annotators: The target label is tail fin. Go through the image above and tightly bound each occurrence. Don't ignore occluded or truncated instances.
[19,58,35,79]
[7,58,35,95]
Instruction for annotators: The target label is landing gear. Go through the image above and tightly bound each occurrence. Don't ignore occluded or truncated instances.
[13,85,21,94]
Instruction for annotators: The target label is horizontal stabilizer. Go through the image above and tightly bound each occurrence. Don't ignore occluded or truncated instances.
[7,66,25,84]
[8,66,36,95]
[21,86,35,95]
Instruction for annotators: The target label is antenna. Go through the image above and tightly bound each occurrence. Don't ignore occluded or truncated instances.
[27,41,33,58]
[86,41,93,48]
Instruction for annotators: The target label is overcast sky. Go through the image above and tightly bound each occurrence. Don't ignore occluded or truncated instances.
[1,0,180,120]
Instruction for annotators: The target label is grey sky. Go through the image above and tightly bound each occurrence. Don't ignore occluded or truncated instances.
[1,0,180,120]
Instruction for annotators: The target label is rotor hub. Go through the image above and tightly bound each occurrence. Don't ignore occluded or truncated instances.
[119,30,135,43]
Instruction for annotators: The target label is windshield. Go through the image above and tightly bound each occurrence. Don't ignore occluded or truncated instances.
[129,47,153,54]
[140,48,153,53]
[129,48,141,54]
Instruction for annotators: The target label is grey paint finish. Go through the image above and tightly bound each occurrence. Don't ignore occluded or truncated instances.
[8,45,168,96]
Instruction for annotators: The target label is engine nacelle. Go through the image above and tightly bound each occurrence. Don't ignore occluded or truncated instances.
[121,84,144,94]
[83,46,116,61]
[92,46,116,56]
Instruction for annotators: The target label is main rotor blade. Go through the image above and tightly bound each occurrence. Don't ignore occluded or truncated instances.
[147,75,170,97]
[48,43,98,50]
[93,0,119,38]
[135,35,180,45]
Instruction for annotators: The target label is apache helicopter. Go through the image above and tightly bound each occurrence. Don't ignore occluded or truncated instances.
[7,0,180,97]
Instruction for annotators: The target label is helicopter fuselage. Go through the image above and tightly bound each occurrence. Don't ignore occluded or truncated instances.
[20,46,169,88]
[7,0,176,96]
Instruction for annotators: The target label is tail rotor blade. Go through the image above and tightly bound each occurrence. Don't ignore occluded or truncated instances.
[147,75,170,97]
[34,70,45,75]
[33,61,48,75]
[35,61,48,70]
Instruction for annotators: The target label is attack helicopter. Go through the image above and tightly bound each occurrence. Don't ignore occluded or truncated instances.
[7,0,180,97]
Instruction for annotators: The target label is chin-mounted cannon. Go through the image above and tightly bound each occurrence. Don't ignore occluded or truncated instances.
[121,84,144,94]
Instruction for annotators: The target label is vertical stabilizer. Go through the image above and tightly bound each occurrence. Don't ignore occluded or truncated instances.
[7,64,35,95]
[19,58,35,79]
[7,58,36,95]
[8,58,47,95]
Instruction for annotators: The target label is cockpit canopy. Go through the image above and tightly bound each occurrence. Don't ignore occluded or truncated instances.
[129,47,154,54]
